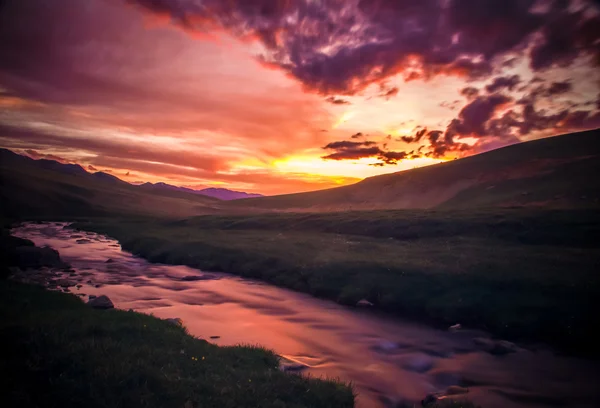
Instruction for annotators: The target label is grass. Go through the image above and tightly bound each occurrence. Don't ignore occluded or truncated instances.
[76,208,600,356]
[0,280,354,408]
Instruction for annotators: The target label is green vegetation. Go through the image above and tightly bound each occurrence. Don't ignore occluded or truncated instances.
[78,208,600,356]
[0,280,354,408]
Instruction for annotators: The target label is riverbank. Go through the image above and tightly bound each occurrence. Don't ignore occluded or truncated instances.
[75,209,600,357]
[0,228,356,408]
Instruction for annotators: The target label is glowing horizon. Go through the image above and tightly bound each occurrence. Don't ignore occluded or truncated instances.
[1,0,599,195]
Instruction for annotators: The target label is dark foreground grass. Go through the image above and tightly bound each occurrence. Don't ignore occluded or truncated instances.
[0,281,354,408]
[77,209,600,356]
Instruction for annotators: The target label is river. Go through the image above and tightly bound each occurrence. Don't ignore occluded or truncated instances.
[11,222,599,408]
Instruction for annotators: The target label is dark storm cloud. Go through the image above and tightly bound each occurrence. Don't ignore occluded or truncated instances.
[127,0,600,95]
[485,75,522,93]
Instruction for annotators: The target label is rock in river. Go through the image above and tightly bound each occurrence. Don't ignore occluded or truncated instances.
[58,279,76,288]
[12,246,65,268]
[356,299,374,307]
[87,295,114,309]
[473,337,518,356]
[448,323,461,332]
[446,385,469,395]
[181,274,218,281]
[401,353,434,373]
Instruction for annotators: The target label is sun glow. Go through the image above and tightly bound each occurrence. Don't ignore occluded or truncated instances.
[272,154,445,180]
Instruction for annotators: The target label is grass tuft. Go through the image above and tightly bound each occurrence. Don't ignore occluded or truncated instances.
[0,281,354,408]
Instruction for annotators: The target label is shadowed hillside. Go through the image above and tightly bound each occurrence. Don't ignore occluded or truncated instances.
[227,129,600,212]
[0,149,222,218]
[139,182,263,200]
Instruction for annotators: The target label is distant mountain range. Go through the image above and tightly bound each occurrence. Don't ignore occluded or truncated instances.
[0,148,223,218]
[139,182,263,201]
[0,148,265,218]
[0,148,263,203]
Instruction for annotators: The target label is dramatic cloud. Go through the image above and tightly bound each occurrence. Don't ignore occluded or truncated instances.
[322,137,416,165]
[460,87,480,100]
[1,0,599,194]
[401,83,599,158]
[439,100,462,110]
[439,94,514,153]
[530,6,600,71]
[325,96,351,105]
[398,94,519,157]
[485,75,522,93]
[127,0,600,95]
[518,80,574,104]
[378,86,399,100]
[23,149,72,163]
[546,80,573,96]
[323,140,377,149]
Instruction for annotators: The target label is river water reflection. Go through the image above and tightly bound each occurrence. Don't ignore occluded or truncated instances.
[12,222,599,408]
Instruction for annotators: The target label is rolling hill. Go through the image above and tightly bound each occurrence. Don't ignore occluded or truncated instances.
[0,149,222,218]
[228,128,600,212]
[139,182,263,200]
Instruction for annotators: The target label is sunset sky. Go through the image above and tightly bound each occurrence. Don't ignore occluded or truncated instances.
[1,0,599,195]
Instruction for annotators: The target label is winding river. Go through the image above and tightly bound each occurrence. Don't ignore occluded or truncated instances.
[12,222,599,408]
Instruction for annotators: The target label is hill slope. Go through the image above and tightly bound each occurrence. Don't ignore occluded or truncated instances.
[196,187,263,200]
[140,183,263,200]
[228,129,600,211]
[0,149,222,218]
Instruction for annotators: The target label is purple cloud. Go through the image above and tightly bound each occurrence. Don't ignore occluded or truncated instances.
[485,75,522,93]
[322,136,417,165]
[125,0,600,95]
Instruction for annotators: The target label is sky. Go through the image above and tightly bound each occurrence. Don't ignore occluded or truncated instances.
[1,0,599,195]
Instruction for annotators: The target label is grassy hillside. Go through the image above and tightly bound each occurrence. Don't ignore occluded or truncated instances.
[0,280,354,408]
[78,208,600,356]
[0,149,222,218]
[227,129,600,212]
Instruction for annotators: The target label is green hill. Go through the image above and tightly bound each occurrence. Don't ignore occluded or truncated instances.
[0,149,222,219]
[228,129,600,212]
